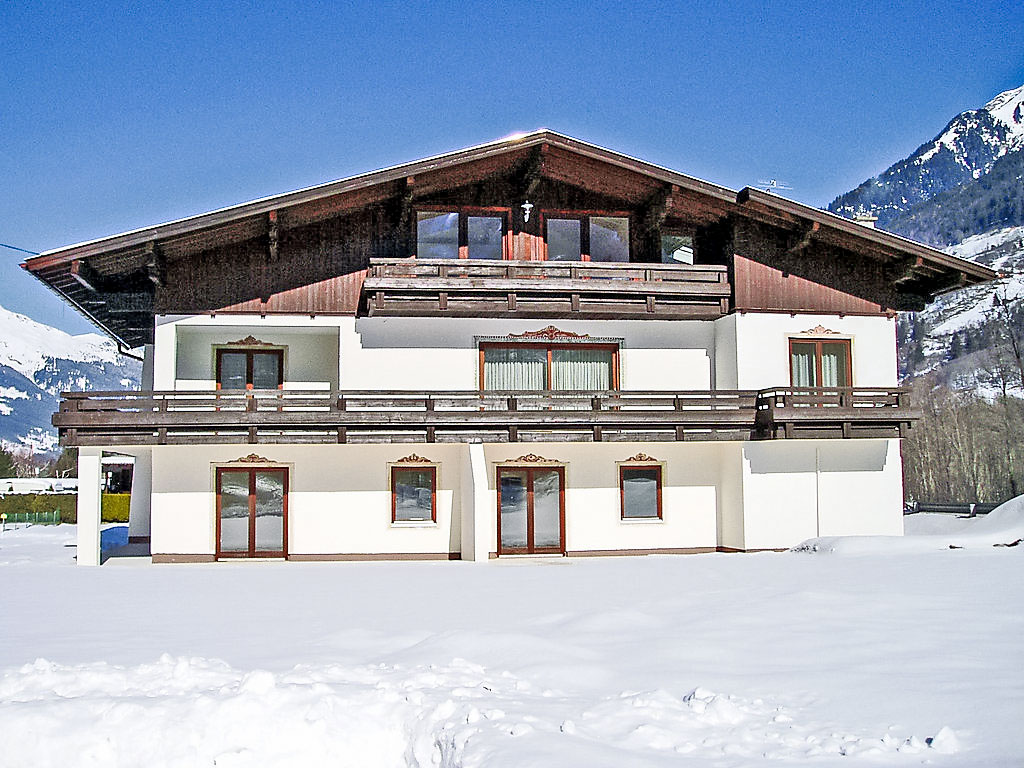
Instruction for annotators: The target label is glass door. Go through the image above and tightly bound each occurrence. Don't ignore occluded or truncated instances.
[497,467,564,555]
[216,467,288,558]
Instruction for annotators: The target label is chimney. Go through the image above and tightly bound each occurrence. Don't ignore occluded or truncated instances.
[852,210,877,229]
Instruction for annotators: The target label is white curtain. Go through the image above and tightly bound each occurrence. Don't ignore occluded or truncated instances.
[483,348,546,390]
[821,343,849,387]
[791,343,816,387]
[551,348,612,390]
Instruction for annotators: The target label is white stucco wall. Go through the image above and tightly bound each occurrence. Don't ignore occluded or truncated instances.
[479,443,720,555]
[153,315,718,392]
[734,438,904,550]
[730,312,898,390]
[150,444,462,557]
[152,311,897,394]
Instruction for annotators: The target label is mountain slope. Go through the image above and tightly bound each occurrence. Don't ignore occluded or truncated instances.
[826,84,1024,394]
[0,304,141,452]
[829,84,1024,230]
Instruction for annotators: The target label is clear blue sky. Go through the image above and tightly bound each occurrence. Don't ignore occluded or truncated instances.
[2,0,1021,335]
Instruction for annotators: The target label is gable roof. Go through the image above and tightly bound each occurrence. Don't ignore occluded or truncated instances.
[23,129,997,347]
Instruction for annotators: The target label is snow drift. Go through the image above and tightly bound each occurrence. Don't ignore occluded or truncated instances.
[794,494,1024,554]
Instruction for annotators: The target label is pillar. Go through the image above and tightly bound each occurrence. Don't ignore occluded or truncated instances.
[460,442,491,562]
[77,447,103,566]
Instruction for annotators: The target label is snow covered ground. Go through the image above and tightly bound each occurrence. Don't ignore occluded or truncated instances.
[0,511,1021,767]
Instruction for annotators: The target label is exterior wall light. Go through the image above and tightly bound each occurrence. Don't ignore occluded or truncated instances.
[521,200,534,222]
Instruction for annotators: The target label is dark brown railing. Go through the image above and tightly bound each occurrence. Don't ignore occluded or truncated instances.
[55,387,916,447]
[361,258,731,320]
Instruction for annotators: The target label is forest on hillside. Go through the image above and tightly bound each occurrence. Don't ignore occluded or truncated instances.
[901,297,1024,503]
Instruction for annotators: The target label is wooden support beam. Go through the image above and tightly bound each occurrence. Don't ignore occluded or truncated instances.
[142,241,165,287]
[787,221,820,254]
[268,210,280,262]
[70,259,103,292]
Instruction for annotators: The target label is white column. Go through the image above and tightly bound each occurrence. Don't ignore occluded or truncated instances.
[470,443,490,562]
[152,321,176,389]
[77,448,103,566]
[460,442,491,562]
[127,448,152,542]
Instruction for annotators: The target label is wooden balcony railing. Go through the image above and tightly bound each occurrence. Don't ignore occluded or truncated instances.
[361,258,731,320]
[54,387,916,447]
[754,387,917,439]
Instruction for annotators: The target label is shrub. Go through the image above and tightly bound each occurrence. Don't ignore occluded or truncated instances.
[0,493,131,524]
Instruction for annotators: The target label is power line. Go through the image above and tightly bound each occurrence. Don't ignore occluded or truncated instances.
[0,242,40,256]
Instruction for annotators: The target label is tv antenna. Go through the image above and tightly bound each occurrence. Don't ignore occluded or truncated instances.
[756,178,793,194]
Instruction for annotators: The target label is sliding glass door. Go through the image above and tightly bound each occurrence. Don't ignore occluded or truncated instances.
[497,466,565,555]
[216,467,288,558]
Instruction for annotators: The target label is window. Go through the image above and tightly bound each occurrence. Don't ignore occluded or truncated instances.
[661,233,694,264]
[790,339,851,387]
[391,466,437,523]
[216,349,283,390]
[544,213,630,262]
[481,343,618,390]
[416,209,509,260]
[620,465,662,520]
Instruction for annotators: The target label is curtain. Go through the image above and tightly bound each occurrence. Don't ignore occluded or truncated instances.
[821,342,849,387]
[790,342,816,387]
[483,348,547,390]
[551,348,612,390]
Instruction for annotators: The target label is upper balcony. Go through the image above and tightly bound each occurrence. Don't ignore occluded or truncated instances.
[54,387,917,447]
[360,258,731,321]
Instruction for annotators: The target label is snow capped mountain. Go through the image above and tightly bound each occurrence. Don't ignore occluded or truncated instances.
[827,84,1024,396]
[0,304,140,453]
[830,84,1024,230]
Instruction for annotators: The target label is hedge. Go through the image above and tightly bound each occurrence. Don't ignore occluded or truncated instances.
[0,493,131,523]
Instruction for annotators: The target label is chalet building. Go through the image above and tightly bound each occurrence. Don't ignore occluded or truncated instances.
[23,131,996,565]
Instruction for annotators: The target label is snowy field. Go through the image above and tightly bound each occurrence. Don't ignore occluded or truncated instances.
[0,508,1022,767]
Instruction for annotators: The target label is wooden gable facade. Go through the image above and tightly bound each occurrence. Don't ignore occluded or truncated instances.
[23,131,996,348]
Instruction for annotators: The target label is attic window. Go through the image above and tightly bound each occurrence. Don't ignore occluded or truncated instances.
[544,213,630,262]
[416,209,509,259]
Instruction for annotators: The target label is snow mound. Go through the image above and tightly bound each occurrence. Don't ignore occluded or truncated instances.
[794,495,1024,555]
[0,656,958,767]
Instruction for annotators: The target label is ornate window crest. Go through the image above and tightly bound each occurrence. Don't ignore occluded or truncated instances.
[227,335,274,346]
[396,453,434,463]
[798,325,839,335]
[232,453,272,463]
[510,326,590,341]
[623,453,660,463]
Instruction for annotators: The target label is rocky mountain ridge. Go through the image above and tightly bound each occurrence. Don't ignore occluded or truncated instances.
[0,304,140,453]
[829,84,1024,232]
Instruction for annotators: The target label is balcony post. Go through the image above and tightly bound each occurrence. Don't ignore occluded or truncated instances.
[76,447,103,566]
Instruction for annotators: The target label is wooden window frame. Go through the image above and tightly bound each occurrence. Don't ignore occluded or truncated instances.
[215,348,284,390]
[414,206,513,260]
[215,466,289,559]
[541,210,631,262]
[788,338,853,387]
[478,342,621,391]
[496,465,566,555]
[619,464,664,521]
[390,465,438,524]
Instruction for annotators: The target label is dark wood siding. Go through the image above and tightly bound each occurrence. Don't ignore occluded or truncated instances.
[731,219,900,315]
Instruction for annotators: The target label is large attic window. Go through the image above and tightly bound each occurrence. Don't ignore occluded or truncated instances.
[416,208,509,259]
[544,213,630,262]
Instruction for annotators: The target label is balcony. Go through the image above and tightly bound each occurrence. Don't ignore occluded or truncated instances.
[360,258,731,320]
[54,388,917,447]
